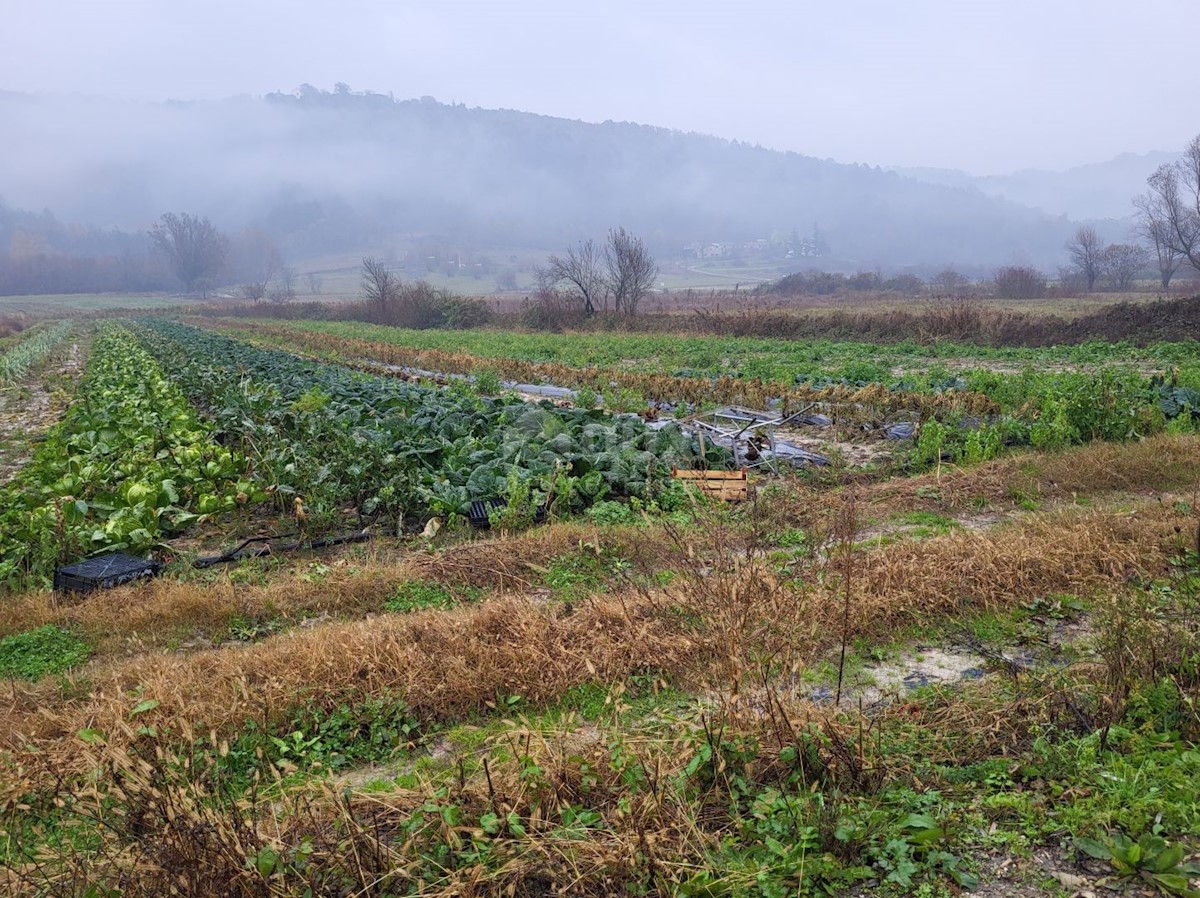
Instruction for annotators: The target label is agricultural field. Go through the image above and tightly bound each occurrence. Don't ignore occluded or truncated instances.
[0,293,205,314]
[1,314,1199,897]
[201,317,1200,472]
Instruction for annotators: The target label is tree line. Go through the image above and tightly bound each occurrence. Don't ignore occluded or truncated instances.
[996,135,1200,300]
[0,208,304,299]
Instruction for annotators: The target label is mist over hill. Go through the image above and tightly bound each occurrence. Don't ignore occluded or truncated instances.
[0,87,1128,269]
[898,151,1175,222]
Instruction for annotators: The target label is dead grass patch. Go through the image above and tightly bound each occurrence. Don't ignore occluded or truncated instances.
[872,433,1200,513]
[852,505,1170,632]
[0,522,683,654]
[0,500,1182,786]
[0,591,698,777]
[758,433,1200,540]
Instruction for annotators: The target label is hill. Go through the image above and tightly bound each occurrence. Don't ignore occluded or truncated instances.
[897,151,1176,222]
[0,87,1106,268]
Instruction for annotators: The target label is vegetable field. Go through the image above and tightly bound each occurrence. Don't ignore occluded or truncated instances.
[203,317,1199,468]
[0,320,711,588]
[2,314,1200,898]
[0,326,253,587]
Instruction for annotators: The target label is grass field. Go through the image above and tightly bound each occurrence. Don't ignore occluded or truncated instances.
[0,292,206,313]
[1,314,1199,896]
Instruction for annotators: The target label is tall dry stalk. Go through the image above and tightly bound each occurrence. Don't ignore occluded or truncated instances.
[630,499,819,696]
[833,490,859,705]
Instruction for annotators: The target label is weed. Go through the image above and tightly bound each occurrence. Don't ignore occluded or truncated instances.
[0,625,90,680]
[384,580,458,613]
[473,368,501,396]
[1075,832,1200,896]
[585,499,636,525]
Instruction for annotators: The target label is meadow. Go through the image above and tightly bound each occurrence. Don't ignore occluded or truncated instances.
[0,311,1198,896]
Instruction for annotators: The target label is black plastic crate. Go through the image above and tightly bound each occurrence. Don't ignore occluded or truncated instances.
[54,552,161,594]
[468,498,548,529]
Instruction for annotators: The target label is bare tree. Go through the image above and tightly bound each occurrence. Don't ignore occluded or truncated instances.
[1099,243,1150,291]
[1136,190,1186,289]
[542,239,607,316]
[604,227,657,316]
[238,252,280,302]
[1055,265,1088,295]
[361,256,400,307]
[1064,225,1103,292]
[240,280,268,302]
[305,272,323,295]
[1143,134,1200,274]
[148,212,227,295]
[269,265,297,302]
[931,268,970,295]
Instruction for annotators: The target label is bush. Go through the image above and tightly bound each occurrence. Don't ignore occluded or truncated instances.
[520,289,590,331]
[993,266,1047,300]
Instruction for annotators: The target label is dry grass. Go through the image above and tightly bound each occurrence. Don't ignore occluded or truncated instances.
[0,499,1184,787]
[852,506,1166,629]
[758,433,1200,537]
[0,521,682,651]
[0,591,693,777]
[880,433,1200,511]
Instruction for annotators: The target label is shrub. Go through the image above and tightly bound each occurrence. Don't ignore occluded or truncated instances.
[993,266,1047,300]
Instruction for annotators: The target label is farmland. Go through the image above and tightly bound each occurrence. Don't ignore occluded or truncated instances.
[1,313,1199,897]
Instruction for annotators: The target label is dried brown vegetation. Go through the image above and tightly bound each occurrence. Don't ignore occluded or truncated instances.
[199,291,1200,347]
[0,522,681,649]
[0,499,1184,788]
[0,316,28,341]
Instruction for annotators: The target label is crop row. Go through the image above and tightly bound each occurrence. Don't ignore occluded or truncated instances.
[203,319,1003,420]
[0,320,73,385]
[206,318,1200,437]
[0,325,257,589]
[133,320,713,532]
[205,319,1200,471]
[223,317,1200,386]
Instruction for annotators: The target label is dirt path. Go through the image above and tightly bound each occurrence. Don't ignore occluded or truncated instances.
[0,336,87,483]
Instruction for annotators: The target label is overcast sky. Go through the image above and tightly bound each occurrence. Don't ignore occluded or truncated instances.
[2,0,1193,175]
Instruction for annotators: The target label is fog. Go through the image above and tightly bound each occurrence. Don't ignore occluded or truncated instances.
[2,0,1193,173]
[3,88,1111,269]
[0,1,1194,272]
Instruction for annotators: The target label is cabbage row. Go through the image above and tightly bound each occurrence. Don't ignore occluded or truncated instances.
[0,325,257,589]
[0,320,73,384]
[133,320,716,530]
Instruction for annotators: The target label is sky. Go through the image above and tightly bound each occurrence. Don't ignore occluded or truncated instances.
[1,0,1195,175]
